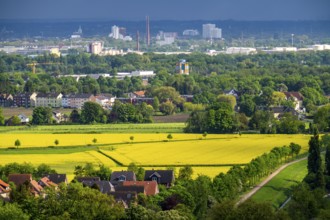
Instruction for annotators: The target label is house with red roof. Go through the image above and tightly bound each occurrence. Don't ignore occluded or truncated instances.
[122,181,159,196]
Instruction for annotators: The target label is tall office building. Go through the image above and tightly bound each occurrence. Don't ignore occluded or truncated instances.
[202,24,222,39]
[111,25,120,39]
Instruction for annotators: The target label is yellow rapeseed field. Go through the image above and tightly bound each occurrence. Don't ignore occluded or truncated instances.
[0,133,208,148]
[101,134,310,166]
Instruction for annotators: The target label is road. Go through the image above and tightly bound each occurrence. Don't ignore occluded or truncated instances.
[236,157,307,206]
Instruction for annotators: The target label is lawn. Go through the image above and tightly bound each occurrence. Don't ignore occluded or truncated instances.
[251,158,308,209]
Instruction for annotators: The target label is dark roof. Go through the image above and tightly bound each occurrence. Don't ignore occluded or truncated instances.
[36,93,62,98]
[109,191,137,206]
[110,171,136,185]
[69,94,94,99]
[13,93,35,98]
[115,185,145,195]
[77,177,101,182]
[44,174,67,184]
[8,174,32,186]
[144,170,175,185]
[122,181,159,196]
[82,180,114,194]
[271,107,298,115]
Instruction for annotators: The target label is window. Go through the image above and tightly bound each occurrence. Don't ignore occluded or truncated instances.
[152,176,157,182]
[119,176,126,181]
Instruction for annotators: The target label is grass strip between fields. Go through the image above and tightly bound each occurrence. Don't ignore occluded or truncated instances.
[250,158,308,209]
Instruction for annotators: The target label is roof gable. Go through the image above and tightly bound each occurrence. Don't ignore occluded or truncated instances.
[144,170,175,185]
[44,174,67,184]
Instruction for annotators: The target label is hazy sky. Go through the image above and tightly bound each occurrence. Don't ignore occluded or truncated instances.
[0,0,329,21]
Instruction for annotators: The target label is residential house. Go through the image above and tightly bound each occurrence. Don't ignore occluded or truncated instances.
[8,174,32,187]
[44,174,68,185]
[66,94,95,109]
[0,179,10,200]
[76,177,101,182]
[13,92,37,108]
[224,89,239,98]
[109,191,138,208]
[284,92,304,111]
[95,94,115,107]
[110,171,136,186]
[18,114,29,124]
[0,94,13,107]
[127,91,146,98]
[271,106,299,119]
[81,180,115,194]
[144,170,175,188]
[30,180,43,196]
[38,177,58,189]
[62,94,94,108]
[52,111,68,123]
[35,93,62,108]
[122,181,159,196]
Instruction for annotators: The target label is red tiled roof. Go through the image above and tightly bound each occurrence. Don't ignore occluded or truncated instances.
[30,180,43,193]
[133,91,145,97]
[0,179,9,188]
[40,177,58,188]
[122,181,159,196]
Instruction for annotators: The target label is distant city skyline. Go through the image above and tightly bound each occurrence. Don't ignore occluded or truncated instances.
[0,0,330,21]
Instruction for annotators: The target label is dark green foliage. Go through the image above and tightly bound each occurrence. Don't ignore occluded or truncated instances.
[277,113,305,134]
[0,107,4,125]
[314,105,330,131]
[307,133,322,174]
[185,102,235,134]
[14,139,21,148]
[0,201,29,220]
[32,107,52,125]
[80,101,105,124]
[326,145,330,176]
[69,109,81,123]
[178,166,193,181]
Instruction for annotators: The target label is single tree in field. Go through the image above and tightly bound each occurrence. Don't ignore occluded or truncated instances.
[92,138,97,144]
[14,139,21,149]
[167,134,173,141]
[54,139,59,146]
[130,136,134,142]
[202,132,208,139]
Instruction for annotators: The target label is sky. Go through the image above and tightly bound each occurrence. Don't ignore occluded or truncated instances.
[0,0,329,21]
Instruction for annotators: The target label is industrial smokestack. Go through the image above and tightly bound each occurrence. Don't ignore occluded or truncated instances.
[146,16,150,47]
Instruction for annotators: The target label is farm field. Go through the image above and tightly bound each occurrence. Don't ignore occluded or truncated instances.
[0,131,312,181]
[0,123,186,134]
[1,133,215,148]
[251,158,308,209]
[100,134,310,166]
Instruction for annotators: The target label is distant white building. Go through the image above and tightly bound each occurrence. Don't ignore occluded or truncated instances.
[183,29,199,36]
[156,31,177,46]
[202,24,222,39]
[109,25,132,41]
[110,25,121,39]
[226,47,257,55]
[131,71,155,77]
